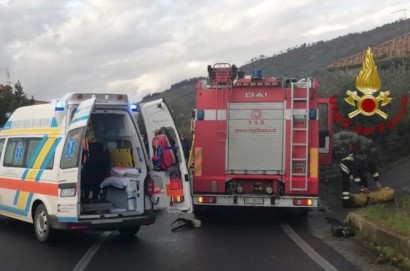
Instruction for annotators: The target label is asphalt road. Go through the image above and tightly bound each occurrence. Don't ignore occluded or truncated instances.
[0,207,360,271]
[2,157,410,271]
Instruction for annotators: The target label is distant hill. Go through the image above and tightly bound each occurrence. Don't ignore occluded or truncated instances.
[240,20,410,78]
[327,32,410,70]
[144,19,409,102]
[141,19,410,152]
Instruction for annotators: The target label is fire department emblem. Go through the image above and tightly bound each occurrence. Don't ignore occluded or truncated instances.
[344,48,391,119]
[251,109,262,119]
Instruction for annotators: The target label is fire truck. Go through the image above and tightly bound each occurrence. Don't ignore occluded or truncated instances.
[190,63,333,212]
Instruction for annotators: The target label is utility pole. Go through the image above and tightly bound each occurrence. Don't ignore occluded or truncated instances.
[6,69,11,86]
[391,9,408,33]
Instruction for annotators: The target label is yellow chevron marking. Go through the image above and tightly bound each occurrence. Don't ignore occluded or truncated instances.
[17,191,30,209]
[17,137,57,209]
[310,148,318,178]
[0,128,60,136]
[32,138,56,170]
[194,147,202,176]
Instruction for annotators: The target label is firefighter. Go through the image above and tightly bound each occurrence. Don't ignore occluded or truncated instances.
[180,135,190,161]
[340,144,383,208]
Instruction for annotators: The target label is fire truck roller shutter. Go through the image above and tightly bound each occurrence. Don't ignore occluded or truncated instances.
[227,102,284,173]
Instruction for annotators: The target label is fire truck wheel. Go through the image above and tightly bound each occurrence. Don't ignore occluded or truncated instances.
[34,203,54,243]
[118,226,141,237]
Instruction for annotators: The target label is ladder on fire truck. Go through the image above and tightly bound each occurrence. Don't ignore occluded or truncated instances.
[289,79,311,192]
[209,63,233,142]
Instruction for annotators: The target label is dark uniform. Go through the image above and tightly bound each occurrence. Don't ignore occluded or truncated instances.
[340,153,380,207]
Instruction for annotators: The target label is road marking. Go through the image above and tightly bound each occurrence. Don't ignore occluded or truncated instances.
[72,231,111,271]
[281,223,339,271]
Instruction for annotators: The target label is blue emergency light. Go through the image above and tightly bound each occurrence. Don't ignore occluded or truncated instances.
[197,110,205,120]
[130,103,139,112]
[55,100,65,111]
[309,109,317,120]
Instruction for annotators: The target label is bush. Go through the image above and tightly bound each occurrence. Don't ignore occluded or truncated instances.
[333,130,375,159]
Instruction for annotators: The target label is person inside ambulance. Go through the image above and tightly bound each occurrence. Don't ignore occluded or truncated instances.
[340,143,383,208]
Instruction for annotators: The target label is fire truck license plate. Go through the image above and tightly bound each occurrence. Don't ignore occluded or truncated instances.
[244,197,264,205]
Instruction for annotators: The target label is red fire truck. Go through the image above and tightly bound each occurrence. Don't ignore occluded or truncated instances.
[190,63,333,212]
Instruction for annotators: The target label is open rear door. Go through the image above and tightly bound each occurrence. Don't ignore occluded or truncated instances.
[318,98,333,165]
[140,99,193,213]
[58,97,96,222]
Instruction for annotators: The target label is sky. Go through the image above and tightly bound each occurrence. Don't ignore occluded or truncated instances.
[0,0,409,102]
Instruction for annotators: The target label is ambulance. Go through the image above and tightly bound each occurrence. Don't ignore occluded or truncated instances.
[0,93,192,242]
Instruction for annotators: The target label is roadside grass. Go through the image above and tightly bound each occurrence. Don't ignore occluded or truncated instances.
[358,194,410,270]
[358,195,410,236]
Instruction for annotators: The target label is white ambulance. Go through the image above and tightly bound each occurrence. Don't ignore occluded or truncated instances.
[0,93,192,242]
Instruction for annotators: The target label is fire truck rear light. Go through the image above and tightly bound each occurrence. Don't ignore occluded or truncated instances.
[293,198,313,206]
[198,196,216,204]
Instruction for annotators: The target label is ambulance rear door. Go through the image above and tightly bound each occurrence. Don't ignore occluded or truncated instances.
[140,99,193,213]
[58,97,96,221]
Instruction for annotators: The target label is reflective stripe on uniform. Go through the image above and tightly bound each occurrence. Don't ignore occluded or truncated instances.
[342,192,350,195]
[340,164,350,174]
[342,154,353,161]
[372,172,379,177]
[343,196,350,199]
[354,178,361,183]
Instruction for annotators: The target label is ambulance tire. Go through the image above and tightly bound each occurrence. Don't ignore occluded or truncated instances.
[118,226,140,237]
[34,203,53,243]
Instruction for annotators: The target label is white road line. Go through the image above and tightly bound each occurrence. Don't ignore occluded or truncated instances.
[72,231,111,271]
[281,223,339,271]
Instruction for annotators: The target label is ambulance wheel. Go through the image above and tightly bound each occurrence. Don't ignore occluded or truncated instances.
[34,203,53,243]
[118,226,140,237]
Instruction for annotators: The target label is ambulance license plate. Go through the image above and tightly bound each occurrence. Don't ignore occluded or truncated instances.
[244,197,264,205]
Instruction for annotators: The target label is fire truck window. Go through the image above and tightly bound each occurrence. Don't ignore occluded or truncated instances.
[319,104,329,149]
[319,104,328,131]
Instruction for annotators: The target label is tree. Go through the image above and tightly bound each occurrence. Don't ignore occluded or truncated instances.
[0,81,34,126]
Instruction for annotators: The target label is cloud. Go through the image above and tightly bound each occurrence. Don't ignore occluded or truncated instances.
[0,0,408,101]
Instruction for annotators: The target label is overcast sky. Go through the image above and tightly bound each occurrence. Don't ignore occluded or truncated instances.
[0,0,408,102]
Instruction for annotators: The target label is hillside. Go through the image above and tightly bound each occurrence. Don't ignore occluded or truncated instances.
[141,19,410,153]
[240,20,410,78]
[144,19,409,103]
